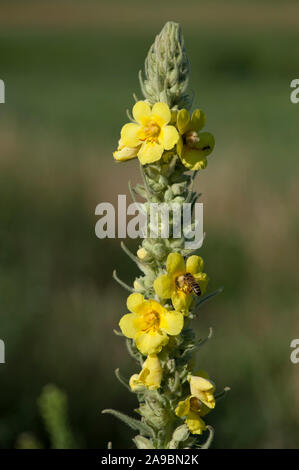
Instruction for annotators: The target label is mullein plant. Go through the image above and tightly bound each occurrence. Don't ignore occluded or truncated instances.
[102,21,229,449]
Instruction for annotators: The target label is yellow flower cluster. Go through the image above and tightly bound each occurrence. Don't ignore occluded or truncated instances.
[117,251,214,435]
[119,252,208,356]
[113,101,215,170]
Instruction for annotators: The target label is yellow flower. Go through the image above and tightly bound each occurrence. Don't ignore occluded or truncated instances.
[119,293,184,355]
[175,396,207,434]
[154,252,209,313]
[175,372,215,435]
[120,101,179,165]
[113,138,140,162]
[189,373,216,409]
[129,354,162,391]
[176,109,215,171]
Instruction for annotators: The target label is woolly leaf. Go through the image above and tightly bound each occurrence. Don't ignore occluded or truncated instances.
[102,409,154,437]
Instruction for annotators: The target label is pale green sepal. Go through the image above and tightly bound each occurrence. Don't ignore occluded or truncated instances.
[133,435,155,449]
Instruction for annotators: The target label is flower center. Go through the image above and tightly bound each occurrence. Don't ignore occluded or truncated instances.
[190,397,201,412]
[143,310,160,332]
[142,120,161,142]
[175,273,193,294]
[185,130,200,148]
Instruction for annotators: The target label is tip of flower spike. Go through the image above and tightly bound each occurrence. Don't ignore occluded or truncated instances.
[139,20,191,109]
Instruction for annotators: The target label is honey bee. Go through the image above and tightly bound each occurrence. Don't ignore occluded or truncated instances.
[176,272,202,297]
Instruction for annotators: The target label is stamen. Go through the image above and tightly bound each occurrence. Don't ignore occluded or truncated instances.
[185,130,200,148]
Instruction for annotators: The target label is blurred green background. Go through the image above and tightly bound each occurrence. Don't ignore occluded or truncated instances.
[0,0,298,449]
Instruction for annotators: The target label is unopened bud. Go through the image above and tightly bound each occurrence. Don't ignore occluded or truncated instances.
[172,424,189,442]
[137,248,149,260]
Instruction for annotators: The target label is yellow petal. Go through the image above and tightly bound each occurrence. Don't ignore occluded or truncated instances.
[151,102,171,125]
[177,109,190,134]
[135,330,169,355]
[129,373,145,391]
[166,252,185,276]
[119,313,139,339]
[190,375,215,394]
[154,274,174,299]
[147,299,166,316]
[170,110,178,124]
[127,293,145,313]
[121,123,141,147]
[160,310,184,336]
[196,132,215,155]
[138,141,164,165]
[176,135,183,157]
[132,101,151,124]
[190,375,216,409]
[185,411,206,435]
[159,125,179,150]
[142,354,162,389]
[113,145,139,162]
[175,397,191,418]
[171,290,193,313]
[186,255,204,275]
[180,147,208,171]
[190,109,206,131]
[193,272,209,295]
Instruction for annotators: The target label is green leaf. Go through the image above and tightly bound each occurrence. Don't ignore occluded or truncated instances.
[193,287,223,312]
[114,368,133,393]
[102,409,155,437]
[112,270,135,293]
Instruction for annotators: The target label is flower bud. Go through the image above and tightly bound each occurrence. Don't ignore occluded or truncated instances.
[137,247,150,261]
[133,436,155,449]
[134,278,145,292]
[172,424,189,442]
[152,242,167,260]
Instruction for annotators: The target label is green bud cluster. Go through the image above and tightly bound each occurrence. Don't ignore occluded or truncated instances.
[139,22,192,110]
